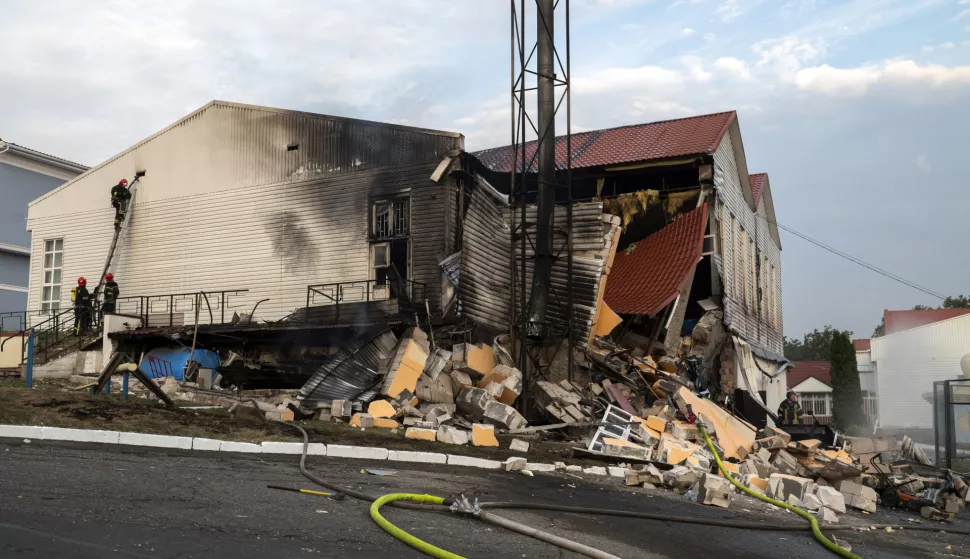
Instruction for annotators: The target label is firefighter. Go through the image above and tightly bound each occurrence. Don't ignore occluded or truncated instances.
[72,277,91,335]
[100,272,120,325]
[776,390,804,426]
[111,178,132,231]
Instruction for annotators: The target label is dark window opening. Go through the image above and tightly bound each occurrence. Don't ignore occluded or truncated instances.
[371,197,409,239]
[287,143,299,151]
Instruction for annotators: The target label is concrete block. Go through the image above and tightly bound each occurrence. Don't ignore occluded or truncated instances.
[526,462,557,472]
[815,486,846,514]
[637,464,665,486]
[260,442,304,454]
[405,428,437,442]
[349,413,374,428]
[455,386,492,421]
[447,454,501,469]
[565,465,583,473]
[220,441,262,453]
[646,415,667,434]
[436,425,469,445]
[758,425,791,445]
[119,432,192,449]
[327,445,389,460]
[755,435,787,451]
[472,423,499,447]
[786,494,804,508]
[664,466,699,491]
[450,370,474,394]
[671,421,700,442]
[818,507,839,524]
[388,450,448,464]
[921,506,955,522]
[838,480,878,513]
[745,475,769,494]
[607,466,627,478]
[756,447,772,462]
[637,424,662,447]
[368,400,399,419]
[768,473,815,502]
[802,493,823,511]
[626,471,642,486]
[41,427,120,444]
[192,438,223,451]
[331,400,352,418]
[0,425,44,440]
[771,449,799,475]
[504,457,527,471]
[482,400,527,430]
[509,438,531,453]
[603,437,652,460]
[698,473,733,508]
[583,466,608,476]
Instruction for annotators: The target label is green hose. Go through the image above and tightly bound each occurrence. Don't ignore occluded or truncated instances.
[369,493,466,559]
[698,424,862,559]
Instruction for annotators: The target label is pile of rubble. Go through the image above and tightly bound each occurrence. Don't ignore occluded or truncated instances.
[302,327,535,448]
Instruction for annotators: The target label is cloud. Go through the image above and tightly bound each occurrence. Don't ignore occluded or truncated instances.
[922,41,957,52]
[714,0,768,22]
[753,37,826,81]
[916,155,934,173]
[956,8,970,20]
[681,27,696,36]
[712,57,753,79]
[794,60,970,97]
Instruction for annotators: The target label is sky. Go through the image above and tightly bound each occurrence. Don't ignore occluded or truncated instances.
[2,0,969,340]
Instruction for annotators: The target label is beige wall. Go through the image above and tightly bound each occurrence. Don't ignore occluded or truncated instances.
[0,333,25,368]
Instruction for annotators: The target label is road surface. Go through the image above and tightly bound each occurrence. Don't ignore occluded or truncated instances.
[0,439,966,558]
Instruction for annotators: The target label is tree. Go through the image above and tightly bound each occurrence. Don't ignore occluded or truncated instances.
[830,330,864,430]
[783,326,849,361]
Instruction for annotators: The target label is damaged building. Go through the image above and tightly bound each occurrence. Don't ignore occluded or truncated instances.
[471,111,789,426]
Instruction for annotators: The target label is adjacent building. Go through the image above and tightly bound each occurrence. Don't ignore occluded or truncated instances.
[0,138,87,330]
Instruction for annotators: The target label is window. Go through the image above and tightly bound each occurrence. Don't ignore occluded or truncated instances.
[737,226,746,306]
[372,242,389,269]
[721,208,732,296]
[372,198,409,239]
[797,392,831,417]
[41,239,63,313]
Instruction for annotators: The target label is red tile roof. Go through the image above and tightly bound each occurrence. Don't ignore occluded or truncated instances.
[788,361,832,390]
[749,173,767,207]
[603,204,708,316]
[473,111,737,173]
[852,339,871,351]
[884,308,970,336]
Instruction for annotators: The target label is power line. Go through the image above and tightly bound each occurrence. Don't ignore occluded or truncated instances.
[755,214,946,300]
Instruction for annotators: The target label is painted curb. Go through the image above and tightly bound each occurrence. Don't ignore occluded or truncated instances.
[0,424,609,476]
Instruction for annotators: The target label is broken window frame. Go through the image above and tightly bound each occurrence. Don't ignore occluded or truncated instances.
[370,196,410,240]
[41,238,63,313]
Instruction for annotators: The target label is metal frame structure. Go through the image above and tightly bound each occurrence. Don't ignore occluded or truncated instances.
[509,0,573,414]
[933,378,970,471]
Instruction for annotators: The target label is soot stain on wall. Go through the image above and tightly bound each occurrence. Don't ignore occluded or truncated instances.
[268,211,319,273]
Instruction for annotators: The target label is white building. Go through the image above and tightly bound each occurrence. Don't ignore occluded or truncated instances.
[870,312,970,434]
[25,101,464,328]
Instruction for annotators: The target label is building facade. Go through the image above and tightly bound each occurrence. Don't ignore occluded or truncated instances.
[25,101,463,328]
[0,139,87,329]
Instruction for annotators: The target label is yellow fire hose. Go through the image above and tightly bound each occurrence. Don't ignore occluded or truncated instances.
[369,493,465,559]
[698,424,863,559]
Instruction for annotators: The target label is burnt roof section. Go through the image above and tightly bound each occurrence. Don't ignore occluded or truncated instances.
[604,203,709,317]
[472,111,736,173]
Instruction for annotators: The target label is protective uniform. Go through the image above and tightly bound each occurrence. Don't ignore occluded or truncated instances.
[111,179,132,231]
[777,391,804,426]
[72,277,91,335]
[101,272,119,325]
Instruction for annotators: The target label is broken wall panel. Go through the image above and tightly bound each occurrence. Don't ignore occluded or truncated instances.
[458,176,612,345]
[297,329,398,410]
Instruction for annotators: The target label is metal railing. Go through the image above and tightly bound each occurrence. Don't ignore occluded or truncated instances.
[305,279,425,324]
[113,289,250,328]
[933,379,970,471]
[0,309,60,334]
[0,306,89,366]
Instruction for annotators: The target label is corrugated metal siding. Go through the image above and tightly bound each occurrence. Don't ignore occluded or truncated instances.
[459,177,608,344]
[870,314,970,429]
[29,101,462,219]
[714,132,783,354]
[27,162,452,325]
[297,329,398,409]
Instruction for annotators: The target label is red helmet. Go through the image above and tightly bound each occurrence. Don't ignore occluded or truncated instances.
[119,178,128,187]
[77,277,86,286]
[105,273,114,282]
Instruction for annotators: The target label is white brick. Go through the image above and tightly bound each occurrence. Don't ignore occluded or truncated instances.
[525,462,556,472]
[388,450,448,464]
[608,466,627,478]
[219,441,262,453]
[260,442,305,454]
[41,427,120,444]
[119,432,192,449]
[307,443,327,456]
[583,466,608,476]
[0,425,44,439]
[447,454,502,469]
[327,445,388,460]
[192,438,223,451]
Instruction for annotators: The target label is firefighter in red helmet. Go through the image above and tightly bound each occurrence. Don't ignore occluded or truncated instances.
[72,277,91,335]
[111,178,131,231]
[100,272,120,326]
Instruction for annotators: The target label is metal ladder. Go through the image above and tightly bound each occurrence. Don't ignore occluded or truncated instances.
[91,176,141,302]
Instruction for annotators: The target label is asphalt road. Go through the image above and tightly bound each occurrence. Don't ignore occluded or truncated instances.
[0,439,967,559]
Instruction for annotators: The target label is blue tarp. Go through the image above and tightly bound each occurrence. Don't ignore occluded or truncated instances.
[140,348,220,381]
